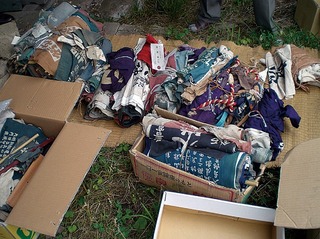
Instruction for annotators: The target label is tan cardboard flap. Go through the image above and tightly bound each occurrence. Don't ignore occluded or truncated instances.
[275,138,320,229]
[6,122,111,236]
[0,74,83,122]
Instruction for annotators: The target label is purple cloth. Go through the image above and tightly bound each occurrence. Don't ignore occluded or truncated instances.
[178,71,231,125]
[244,88,301,160]
[101,47,135,93]
[178,45,206,64]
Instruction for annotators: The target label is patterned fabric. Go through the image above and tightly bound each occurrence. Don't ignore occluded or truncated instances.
[147,124,237,156]
[244,88,301,160]
[0,118,48,169]
[0,119,50,209]
[144,138,255,190]
[178,46,220,84]
[101,47,135,93]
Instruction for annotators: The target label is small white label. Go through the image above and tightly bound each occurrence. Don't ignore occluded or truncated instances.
[11,36,20,45]
[150,43,165,71]
[32,23,47,38]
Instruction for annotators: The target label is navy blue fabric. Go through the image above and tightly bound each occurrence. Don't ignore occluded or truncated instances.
[144,138,254,189]
[244,88,301,160]
[148,124,237,155]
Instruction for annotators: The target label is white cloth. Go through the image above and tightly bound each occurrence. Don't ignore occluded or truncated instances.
[298,63,320,87]
[266,44,295,100]
[117,59,150,114]
[0,167,20,207]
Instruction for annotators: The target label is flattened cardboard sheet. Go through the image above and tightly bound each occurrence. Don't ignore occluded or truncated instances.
[275,138,320,229]
[6,122,110,236]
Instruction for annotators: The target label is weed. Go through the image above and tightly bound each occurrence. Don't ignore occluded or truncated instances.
[40,145,160,239]
[119,0,319,50]
[92,222,105,233]
[156,0,188,20]
[247,167,280,208]
[281,26,320,50]
[166,26,190,42]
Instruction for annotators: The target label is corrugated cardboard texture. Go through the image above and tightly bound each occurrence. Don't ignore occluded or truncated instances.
[295,0,320,35]
[0,75,83,137]
[70,35,320,166]
[6,122,110,236]
[275,138,320,229]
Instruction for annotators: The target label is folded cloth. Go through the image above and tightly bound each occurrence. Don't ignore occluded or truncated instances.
[84,86,114,120]
[146,124,238,156]
[291,44,320,92]
[144,138,255,190]
[114,105,142,128]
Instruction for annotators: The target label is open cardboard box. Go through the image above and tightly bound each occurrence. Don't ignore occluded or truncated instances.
[0,75,111,238]
[130,106,265,203]
[154,191,285,239]
[154,137,320,239]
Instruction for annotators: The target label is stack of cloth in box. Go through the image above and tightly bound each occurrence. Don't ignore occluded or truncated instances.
[0,100,52,213]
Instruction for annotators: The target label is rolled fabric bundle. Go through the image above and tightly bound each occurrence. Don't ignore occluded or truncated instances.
[147,124,238,155]
[144,138,255,190]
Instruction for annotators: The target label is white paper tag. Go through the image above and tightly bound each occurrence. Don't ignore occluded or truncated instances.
[11,36,20,45]
[150,43,165,71]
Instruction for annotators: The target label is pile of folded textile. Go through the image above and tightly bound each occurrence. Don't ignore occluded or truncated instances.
[0,100,53,213]
[7,2,320,190]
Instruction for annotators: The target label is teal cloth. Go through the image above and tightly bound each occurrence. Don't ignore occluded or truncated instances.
[148,141,254,189]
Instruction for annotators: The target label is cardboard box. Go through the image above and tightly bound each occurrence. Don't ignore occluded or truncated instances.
[295,0,320,35]
[130,106,264,203]
[154,191,285,239]
[0,223,39,239]
[0,74,111,237]
[275,137,320,229]
[154,137,320,238]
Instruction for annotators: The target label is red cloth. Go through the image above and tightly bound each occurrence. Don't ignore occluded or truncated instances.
[137,34,160,68]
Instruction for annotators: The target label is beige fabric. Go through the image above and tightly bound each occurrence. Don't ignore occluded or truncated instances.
[291,44,320,91]
[31,16,91,76]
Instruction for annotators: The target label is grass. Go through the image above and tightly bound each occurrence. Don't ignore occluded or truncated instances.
[40,0,318,238]
[116,0,319,50]
[44,145,283,239]
[44,143,161,239]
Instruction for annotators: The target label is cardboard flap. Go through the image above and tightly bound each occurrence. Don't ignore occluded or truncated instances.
[275,138,320,229]
[0,74,83,122]
[6,122,111,236]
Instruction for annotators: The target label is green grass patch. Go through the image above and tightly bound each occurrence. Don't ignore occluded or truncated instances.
[40,144,161,239]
